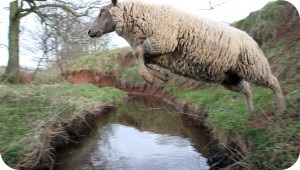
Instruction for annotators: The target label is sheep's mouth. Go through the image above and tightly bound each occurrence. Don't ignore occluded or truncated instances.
[88,29,103,38]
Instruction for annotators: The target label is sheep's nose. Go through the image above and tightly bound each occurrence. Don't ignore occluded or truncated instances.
[88,29,97,38]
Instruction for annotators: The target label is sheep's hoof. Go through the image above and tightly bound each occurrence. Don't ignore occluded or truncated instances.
[157,73,170,82]
[142,74,155,85]
[146,65,169,82]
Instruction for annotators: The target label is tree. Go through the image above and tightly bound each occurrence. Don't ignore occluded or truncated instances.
[34,8,111,73]
[2,0,105,83]
[4,0,20,83]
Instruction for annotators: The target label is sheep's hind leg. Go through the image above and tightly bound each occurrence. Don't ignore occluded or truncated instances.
[271,80,285,114]
[255,75,285,114]
[133,45,155,85]
[222,79,254,113]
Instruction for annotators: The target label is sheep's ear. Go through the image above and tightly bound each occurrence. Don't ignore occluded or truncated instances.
[112,0,117,6]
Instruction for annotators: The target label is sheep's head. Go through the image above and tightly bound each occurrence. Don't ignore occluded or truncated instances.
[88,0,118,38]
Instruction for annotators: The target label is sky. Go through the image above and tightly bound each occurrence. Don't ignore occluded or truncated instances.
[0,0,299,68]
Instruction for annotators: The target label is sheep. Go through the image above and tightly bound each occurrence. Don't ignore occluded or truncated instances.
[88,0,285,114]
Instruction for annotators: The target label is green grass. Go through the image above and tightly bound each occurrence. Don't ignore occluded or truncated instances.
[264,41,300,83]
[121,65,146,85]
[164,85,248,133]
[232,0,288,45]
[66,47,131,73]
[0,83,125,166]
[1,1,299,169]
[61,41,299,169]
[164,82,299,169]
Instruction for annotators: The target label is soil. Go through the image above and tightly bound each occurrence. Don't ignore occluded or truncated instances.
[63,70,116,87]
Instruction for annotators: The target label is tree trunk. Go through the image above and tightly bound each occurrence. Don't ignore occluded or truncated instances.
[4,1,20,83]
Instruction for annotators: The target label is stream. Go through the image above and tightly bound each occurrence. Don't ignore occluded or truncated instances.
[54,96,211,170]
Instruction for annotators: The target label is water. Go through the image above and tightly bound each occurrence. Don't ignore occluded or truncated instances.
[54,96,211,170]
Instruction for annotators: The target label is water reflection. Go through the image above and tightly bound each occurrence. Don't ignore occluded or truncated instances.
[55,96,210,170]
[96,125,209,170]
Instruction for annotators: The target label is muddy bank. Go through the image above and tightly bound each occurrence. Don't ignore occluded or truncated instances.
[63,70,245,169]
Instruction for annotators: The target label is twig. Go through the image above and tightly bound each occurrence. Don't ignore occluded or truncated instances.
[199,0,227,10]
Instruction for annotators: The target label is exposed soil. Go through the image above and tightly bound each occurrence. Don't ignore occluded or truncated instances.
[63,70,116,87]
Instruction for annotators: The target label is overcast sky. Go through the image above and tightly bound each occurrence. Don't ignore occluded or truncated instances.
[0,0,299,68]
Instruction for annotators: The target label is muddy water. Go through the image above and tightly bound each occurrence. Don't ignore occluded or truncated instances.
[54,96,211,170]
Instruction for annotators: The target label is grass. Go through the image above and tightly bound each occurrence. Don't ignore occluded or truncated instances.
[232,0,288,45]
[264,41,300,83]
[121,65,146,86]
[2,46,298,169]
[65,47,131,73]
[65,46,149,86]
[0,83,125,167]
[245,121,299,169]
[1,0,298,169]
[63,43,299,168]
[163,82,299,169]
[164,85,246,134]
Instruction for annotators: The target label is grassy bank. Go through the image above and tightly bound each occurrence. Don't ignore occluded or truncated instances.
[164,82,299,169]
[63,45,299,169]
[39,2,300,167]
[66,47,131,73]
[0,83,125,168]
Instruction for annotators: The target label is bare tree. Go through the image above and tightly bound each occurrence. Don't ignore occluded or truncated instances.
[34,2,111,74]
[2,0,107,83]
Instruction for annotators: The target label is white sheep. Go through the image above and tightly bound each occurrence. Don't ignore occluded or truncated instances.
[88,0,285,114]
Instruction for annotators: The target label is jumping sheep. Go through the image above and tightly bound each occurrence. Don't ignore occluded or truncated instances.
[88,0,285,114]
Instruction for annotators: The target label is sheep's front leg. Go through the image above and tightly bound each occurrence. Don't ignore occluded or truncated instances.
[134,36,177,84]
[133,45,155,84]
[146,64,169,82]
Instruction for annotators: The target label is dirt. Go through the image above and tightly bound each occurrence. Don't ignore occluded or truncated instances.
[64,70,116,87]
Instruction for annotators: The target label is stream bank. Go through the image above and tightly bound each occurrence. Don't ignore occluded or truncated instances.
[63,70,242,169]
[54,96,212,170]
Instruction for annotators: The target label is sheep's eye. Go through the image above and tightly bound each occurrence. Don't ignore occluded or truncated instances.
[101,9,105,13]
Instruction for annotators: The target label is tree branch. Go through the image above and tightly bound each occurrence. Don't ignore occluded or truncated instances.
[20,3,86,19]
[0,44,7,48]
[200,1,227,10]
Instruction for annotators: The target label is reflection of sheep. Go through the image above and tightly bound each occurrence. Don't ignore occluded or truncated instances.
[88,0,285,114]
